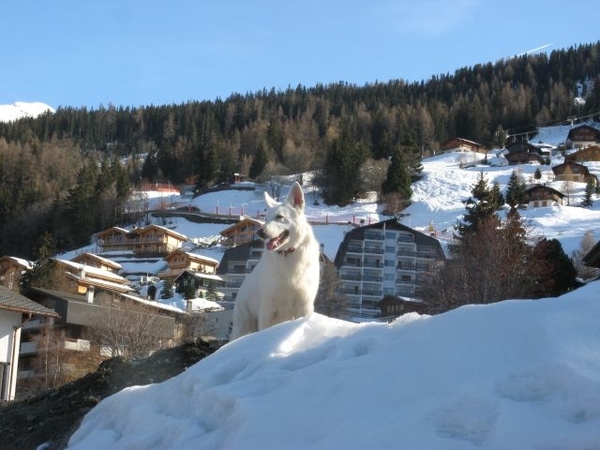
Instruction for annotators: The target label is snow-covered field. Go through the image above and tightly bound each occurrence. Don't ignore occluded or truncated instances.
[62,125,600,450]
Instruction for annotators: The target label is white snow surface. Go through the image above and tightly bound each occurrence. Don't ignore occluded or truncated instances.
[65,128,600,449]
[67,282,600,450]
[0,101,54,122]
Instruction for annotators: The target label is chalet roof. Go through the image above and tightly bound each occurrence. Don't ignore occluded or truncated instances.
[0,285,59,317]
[71,252,122,270]
[164,249,219,265]
[94,226,130,238]
[128,224,189,241]
[566,124,600,140]
[551,161,590,175]
[505,141,541,154]
[0,255,34,270]
[174,270,224,283]
[333,218,445,267]
[440,137,483,148]
[55,259,128,284]
[219,217,265,236]
[523,184,565,198]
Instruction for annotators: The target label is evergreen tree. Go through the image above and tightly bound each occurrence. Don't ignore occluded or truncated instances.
[22,232,58,292]
[529,238,579,298]
[382,146,412,201]
[319,130,365,206]
[249,142,269,179]
[582,178,595,208]
[504,170,526,211]
[457,171,501,236]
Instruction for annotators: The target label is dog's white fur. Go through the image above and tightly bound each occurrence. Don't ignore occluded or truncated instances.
[230,182,320,340]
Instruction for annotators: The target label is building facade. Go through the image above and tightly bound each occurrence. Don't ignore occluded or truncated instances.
[333,218,446,317]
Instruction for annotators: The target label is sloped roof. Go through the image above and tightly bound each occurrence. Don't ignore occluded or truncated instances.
[0,285,59,317]
[0,255,34,270]
[333,218,446,267]
[164,249,219,265]
[219,217,264,236]
[71,252,122,270]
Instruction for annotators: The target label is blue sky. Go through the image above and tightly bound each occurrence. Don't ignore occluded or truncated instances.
[2,0,598,109]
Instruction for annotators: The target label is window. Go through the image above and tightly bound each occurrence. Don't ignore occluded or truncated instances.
[0,362,7,400]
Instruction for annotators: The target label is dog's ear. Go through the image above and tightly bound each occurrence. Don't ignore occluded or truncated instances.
[264,190,280,208]
[286,182,305,210]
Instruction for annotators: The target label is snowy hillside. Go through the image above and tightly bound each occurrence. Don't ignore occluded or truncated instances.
[0,101,54,122]
[49,123,600,449]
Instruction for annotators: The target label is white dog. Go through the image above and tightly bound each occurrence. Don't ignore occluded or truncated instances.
[230,182,321,340]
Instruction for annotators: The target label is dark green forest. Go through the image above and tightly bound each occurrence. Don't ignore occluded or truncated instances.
[1,41,600,259]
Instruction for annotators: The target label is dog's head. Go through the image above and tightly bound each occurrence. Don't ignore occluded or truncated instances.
[258,182,307,253]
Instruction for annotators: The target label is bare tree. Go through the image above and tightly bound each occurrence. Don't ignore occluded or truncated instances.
[420,213,533,313]
[84,299,173,359]
[314,261,348,319]
[572,229,600,281]
[359,157,389,194]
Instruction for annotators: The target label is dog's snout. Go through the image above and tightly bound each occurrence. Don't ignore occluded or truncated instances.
[257,228,266,239]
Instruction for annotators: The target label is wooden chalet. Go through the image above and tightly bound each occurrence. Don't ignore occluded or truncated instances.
[127,224,188,256]
[0,256,33,292]
[51,258,133,297]
[440,137,484,154]
[219,217,265,247]
[521,185,565,208]
[566,124,600,149]
[504,141,546,165]
[70,252,122,274]
[173,270,224,302]
[156,249,220,281]
[94,226,131,252]
[565,145,600,162]
[551,161,594,183]
[583,241,600,269]
[378,295,427,320]
[95,224,189,256]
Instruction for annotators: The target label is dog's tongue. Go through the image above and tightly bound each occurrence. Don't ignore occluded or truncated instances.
[267,237,280,251]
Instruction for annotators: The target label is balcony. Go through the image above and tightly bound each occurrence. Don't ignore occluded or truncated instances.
[346,244,363,254]
[363,246,384,254]
[340,270,362,281]
[364,232,384,241]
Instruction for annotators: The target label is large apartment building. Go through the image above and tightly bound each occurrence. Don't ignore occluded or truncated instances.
[334,218,446,316]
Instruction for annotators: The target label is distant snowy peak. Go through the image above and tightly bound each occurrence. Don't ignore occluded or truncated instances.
[0,101,55,123]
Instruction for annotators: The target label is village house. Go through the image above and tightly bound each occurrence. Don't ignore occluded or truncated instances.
[504,141,547,165]
[18,287,180,398]
[172,270,224,304]
[521,185,565,208]
[440,137,484,154]
[565,124,600,149]
[156,249,219,281]
[51,258,134,297]
[0,285,58,401]
[551,161,595,183]
[333,218,445,320]
[378,295,427,320]
[0,256,33,292]
[70,252,122,274]
[95,224,189,256]
[219,217,265,247]
[565,145,600,162]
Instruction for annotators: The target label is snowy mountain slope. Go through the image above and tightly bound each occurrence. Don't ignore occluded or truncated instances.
[0,101,54,122]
